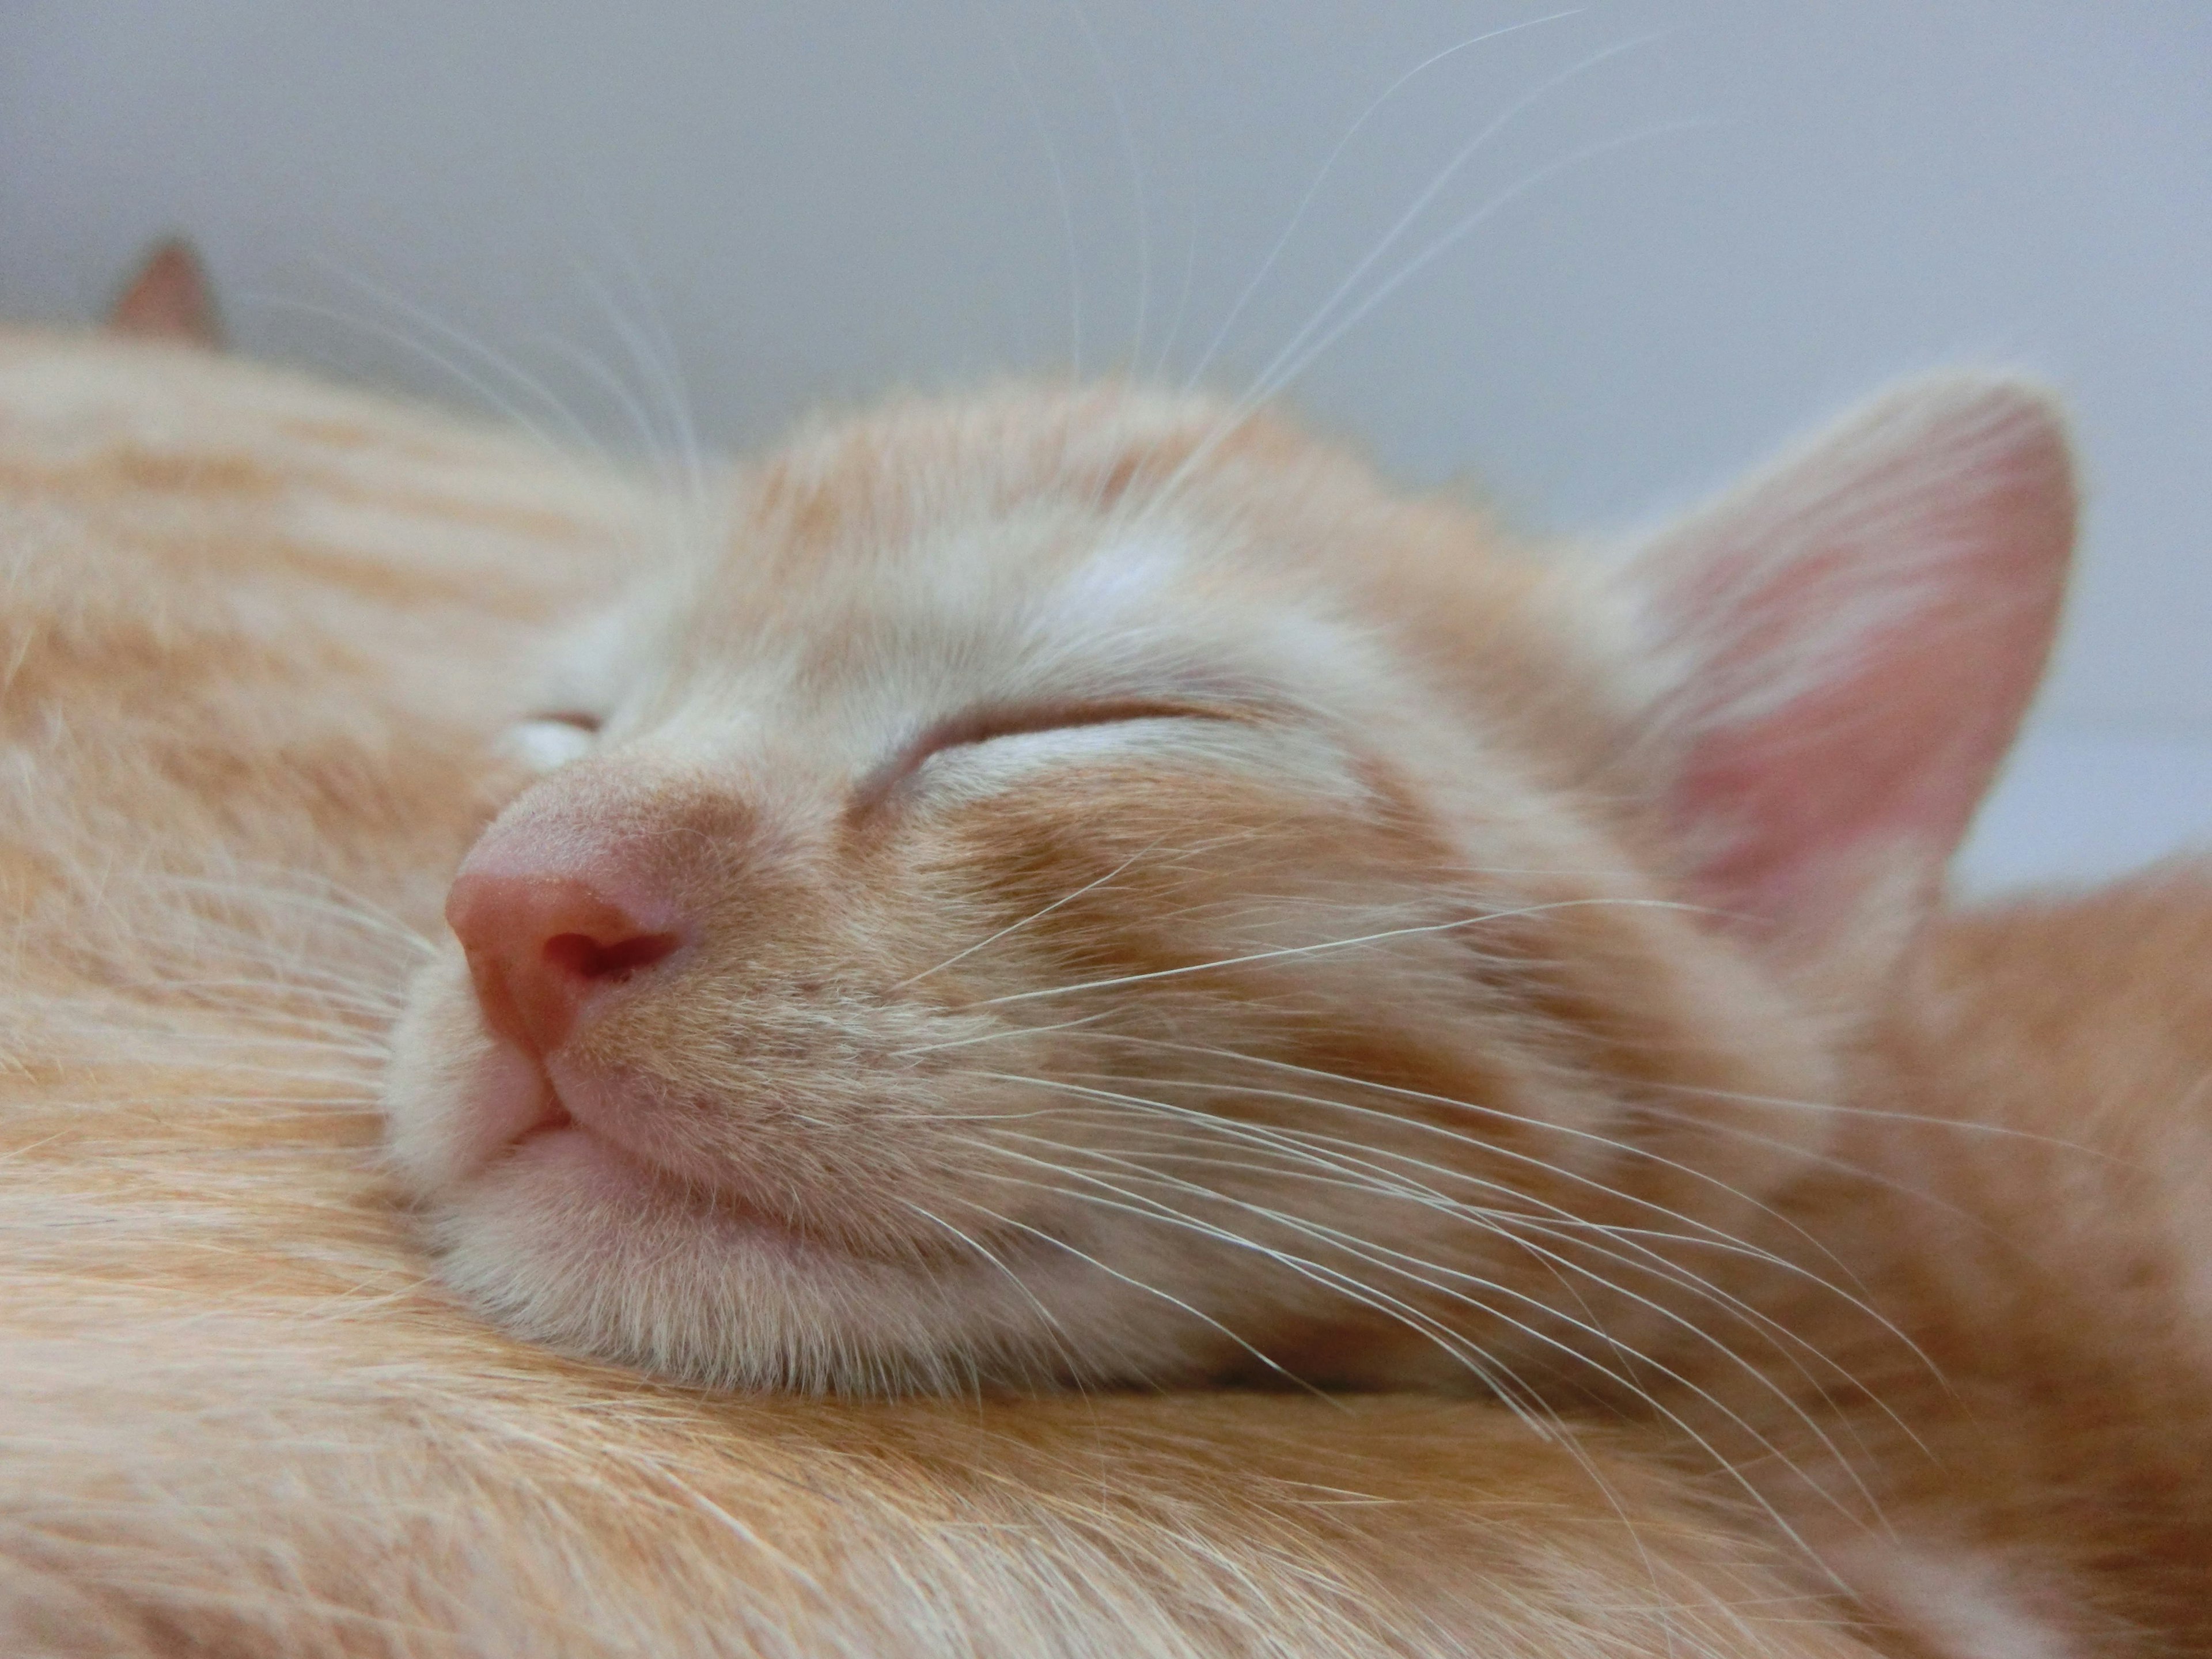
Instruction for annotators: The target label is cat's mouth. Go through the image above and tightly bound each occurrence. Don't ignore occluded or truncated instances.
[483,1049,926,1262]
[497,1061,707,1195]
[464,1039,714,1200]
[501,1081,832,1251]
[512,1088,573,1144]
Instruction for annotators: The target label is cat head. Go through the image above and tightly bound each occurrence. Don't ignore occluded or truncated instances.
[382,377,2071,1395]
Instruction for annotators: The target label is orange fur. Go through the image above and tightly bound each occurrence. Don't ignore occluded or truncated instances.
[385,381,1846,1396]
[382,370,2070,1419]
[1647,862,2212,1654]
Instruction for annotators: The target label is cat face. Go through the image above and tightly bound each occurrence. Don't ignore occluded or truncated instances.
[383,378,2071,1395]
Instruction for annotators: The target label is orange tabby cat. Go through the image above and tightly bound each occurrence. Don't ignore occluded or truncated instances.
[369,261,2212,1653]
[0,260,1882,1656]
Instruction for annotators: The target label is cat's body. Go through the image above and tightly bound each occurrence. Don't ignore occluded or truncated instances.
[3,300,2208,1656]
[1661,863,2212,1653]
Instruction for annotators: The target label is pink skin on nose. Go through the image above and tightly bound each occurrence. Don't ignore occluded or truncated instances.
[445,820,685,1059]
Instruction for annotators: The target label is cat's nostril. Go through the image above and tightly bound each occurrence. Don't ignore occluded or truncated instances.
[543,929,681,983]
[445,868,685,1056]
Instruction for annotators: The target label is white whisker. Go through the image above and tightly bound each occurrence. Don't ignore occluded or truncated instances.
[944,1196,1316,1396]
[1093,1037,1906,1316]
[1249,117,1718,408]
[972,896,1714,1007]
[1182,9,1582,393]
[966,1056,1938,1490]
[964,1149,1846,1556]
[894,842,1164,990]
[969,1080,1912,1487]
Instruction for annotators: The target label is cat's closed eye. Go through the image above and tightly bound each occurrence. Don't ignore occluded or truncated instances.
[855,699,1245,811]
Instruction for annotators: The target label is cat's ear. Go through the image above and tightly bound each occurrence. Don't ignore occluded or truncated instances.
[1615,374,2073,967]
[108,237,223,347]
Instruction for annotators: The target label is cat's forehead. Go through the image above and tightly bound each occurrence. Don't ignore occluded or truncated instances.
[637,514,1355,729]
[529,384,1470,780]
[637,395,1356,691]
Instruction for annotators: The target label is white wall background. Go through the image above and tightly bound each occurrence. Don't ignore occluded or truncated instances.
[3,1,2207,887]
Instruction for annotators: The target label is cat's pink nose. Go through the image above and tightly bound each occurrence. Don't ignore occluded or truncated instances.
[446,868,681,1057]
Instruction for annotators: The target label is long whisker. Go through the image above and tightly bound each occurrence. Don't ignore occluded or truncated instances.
[976,1087,1917,1472]
[568,255,721,578]
[1248,118,1718,409]
[601,237,715,532]
[1097,1037,1913,1323]
[897,1199,1096,1388]
[964,1149,1847,1559]
[259,285,590,459]
[971,896,1717,1007]
[976,1064,1938,1466]
[1056,0,1148,367]
[1149,29,1675,521]
[893,841,1166,990]
[942,1196,1319,1397]
[892,1009,1122,1059]
[1014,1046,1819,1268]
[987,1104,1846,1354]
[1242,29,1671,408]
[1639,1077,2117,1157]
[1181,8,1582,393]
[962,1153,1536,1415]
[965,1112,1705,1592]
[982,6,1084,379]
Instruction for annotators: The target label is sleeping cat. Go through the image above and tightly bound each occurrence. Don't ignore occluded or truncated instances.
[374,300,2212,1649]
[384,370,2063,1399]
[0,257,1884,1658]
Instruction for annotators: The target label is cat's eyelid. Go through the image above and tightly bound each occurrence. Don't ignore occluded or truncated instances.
[850,699,1245,817]
[920,698,1241,753]
[528,710,604,732]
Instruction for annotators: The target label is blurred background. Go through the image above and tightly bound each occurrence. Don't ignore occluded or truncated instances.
[3,1,2206,888]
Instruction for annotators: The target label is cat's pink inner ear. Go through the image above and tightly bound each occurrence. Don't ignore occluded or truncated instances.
[1623,376,2075,949]
[108,238,223,348]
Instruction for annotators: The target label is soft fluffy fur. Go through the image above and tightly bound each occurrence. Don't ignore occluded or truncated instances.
[0,326,1884,1657]
[1658,862,2212,1654]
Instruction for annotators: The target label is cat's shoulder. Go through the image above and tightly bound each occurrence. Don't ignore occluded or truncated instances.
[1925,858,2212,1037]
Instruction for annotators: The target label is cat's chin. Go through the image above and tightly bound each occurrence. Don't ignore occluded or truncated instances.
[400,1059,1017,1389]
[419,1142,1136,1393]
